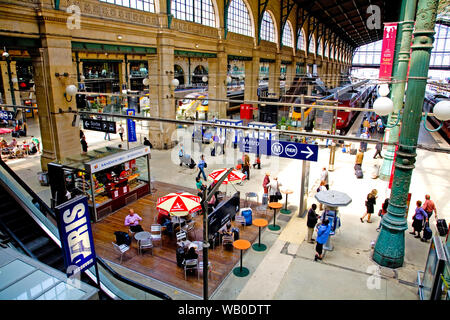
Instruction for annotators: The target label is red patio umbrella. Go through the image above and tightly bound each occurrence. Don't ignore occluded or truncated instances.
[156,192,201,217]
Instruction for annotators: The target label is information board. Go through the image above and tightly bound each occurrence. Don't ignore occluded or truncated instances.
[83,119,116,134]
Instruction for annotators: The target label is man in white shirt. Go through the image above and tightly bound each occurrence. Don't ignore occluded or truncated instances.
[320,167,329,190]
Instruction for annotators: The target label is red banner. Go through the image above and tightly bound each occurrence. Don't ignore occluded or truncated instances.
[379,23,398,81]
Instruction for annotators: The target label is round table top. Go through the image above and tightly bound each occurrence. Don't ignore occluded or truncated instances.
[268,202,283,209]
[253,218,268,228]
[233,239,251,250]
[134,231,151,241]
[282,189,293,194]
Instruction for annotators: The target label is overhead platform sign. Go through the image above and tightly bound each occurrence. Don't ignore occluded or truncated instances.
[239,137,318,162]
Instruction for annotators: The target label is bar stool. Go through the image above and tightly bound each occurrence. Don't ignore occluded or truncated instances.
[252,219,268,252]
[232,239,251,277]
[268,202,283,231]
[245,192,258,208]
[280,189,293,214]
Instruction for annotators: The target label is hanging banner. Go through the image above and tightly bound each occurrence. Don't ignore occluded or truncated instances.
[379,23,398,81]
[55,195,96,276]
[127,109,137,142]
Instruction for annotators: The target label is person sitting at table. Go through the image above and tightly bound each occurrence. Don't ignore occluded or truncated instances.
[124,208,144,232]
[0,138,7,148]
[157,211,173,233]
[29,141,38,154]
[8,138,17,148]
[185,246,198,261]
[220,222,233,236]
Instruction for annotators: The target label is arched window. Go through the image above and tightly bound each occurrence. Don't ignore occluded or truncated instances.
[330,47,334,60]
[308,35,315,54]
[261,11,275,43]
[297,29,306,51]
[171,0,216,27]
[101,0,155,12]
[282,22,293,48]
[317,38,323,56]
[324,42,328,57]
[227,0,253,37]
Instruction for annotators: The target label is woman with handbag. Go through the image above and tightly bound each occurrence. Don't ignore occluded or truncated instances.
[268,177,282,203]
[360,189,377,223]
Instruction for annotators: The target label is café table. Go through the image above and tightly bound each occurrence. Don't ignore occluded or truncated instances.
[252,219,268,251]
[268,202,283,231]
[232,239,251,277]
[280,189,293,214]
[135,231,152,254]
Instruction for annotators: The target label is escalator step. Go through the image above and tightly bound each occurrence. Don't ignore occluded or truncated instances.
[25,236,50,252]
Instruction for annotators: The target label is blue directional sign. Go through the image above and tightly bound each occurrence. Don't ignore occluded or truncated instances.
[239,137,318,162]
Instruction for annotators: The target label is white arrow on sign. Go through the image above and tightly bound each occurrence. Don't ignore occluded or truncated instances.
[301,146,314,159]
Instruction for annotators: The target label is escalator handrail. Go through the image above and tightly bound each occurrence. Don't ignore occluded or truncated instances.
[96,257,172,300]
[0,159,56,220]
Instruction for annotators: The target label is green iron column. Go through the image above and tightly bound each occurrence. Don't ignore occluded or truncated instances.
[379,0,417,181]
[373,0,439,268]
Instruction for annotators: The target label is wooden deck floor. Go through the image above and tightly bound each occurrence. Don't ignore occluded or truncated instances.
[91,181,274,298]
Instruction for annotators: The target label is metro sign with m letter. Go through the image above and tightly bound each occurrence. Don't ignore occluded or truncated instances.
[239,137,318,162]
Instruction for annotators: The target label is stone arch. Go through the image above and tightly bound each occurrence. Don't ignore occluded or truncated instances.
[260,9,278,44]
[282,20,294,48]
[174,64,185,86]
[192,64,208,84]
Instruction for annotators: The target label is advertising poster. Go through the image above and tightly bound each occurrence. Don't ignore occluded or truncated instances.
[379,23,398,80]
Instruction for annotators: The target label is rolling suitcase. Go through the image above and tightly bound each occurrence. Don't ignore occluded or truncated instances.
[422,222,432,241]
[436,219,448,237]
[355,169,363,179]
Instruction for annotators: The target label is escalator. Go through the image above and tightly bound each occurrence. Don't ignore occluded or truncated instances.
[0,184,65,272]
[0,160,171,300]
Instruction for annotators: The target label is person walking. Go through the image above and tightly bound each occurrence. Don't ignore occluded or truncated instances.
[422,194,437,221]
[410,200,428,239]
[376,198,389,232]
[22,121,28,136]
[80,135,88,154]
[262,172,270,205]
[197,154,207,181]
[307,204,319,243]
[268,176,282,203]
[360,130,369,152]
[243,154,250,180]
[143,137,153,148]
[104,131,111,141]
[360,189,378,223]
[314,219,332,262]
[373,142,383,159]
[118,124,124,142]
[320,167,329,190]
[219,133,225,155]
[355,148,364,171]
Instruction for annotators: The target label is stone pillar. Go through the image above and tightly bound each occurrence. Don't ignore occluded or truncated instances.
[31,36,80,170]
[208,48,227,119]
[285,62,295,91]
[244,53,259,102]
[268,55,281,98]
[146,33,176,149]
[0,60,21,105]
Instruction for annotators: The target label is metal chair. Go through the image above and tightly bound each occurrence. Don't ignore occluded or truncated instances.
[183,259,199,280]
[139,237,153,255]
[182,221,196,240]
[112,242,130,264]
[245,192,258,208]
[198,261,213,279]
[150,224,162,247]
[235,215,246,230]
[176,230,187,246]
[222,233,234,249]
